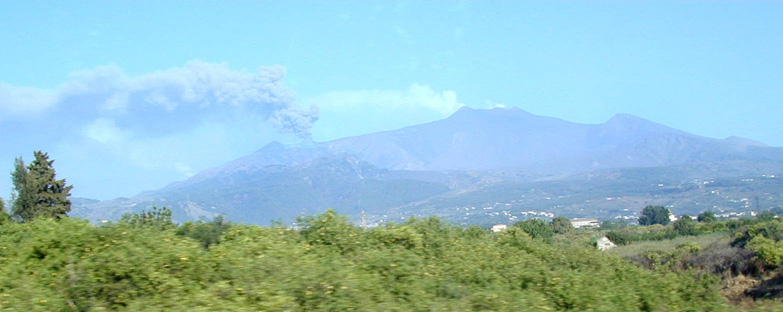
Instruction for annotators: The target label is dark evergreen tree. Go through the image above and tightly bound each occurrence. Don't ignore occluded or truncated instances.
[11,151,72,221]
[638,205,671,226]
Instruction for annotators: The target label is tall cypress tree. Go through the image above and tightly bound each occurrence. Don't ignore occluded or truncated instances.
[0,196,8,224]
[11,151,73,221]
[10,157,34,221]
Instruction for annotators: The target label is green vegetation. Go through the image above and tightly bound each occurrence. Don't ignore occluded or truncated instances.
[698,211,718,223]
[638,205,671,226]
[10,151,73,222]
[0,209,729,311]
[118,206,175,230]
[512,218,554,241]
[609,232,728,259]
[0,197,8,224]
[2,151,780,310]
[604,211,783,308]
[733,219,783,267]
[673,215,698,236]
[607,225,678,246]
[551,216,573,234]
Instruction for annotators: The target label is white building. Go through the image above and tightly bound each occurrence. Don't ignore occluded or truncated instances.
[571,218,600,229]
[491,224,508,233]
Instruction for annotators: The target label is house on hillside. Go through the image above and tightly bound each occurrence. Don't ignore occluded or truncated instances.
[571,218,600,229]
[491,224,508,233]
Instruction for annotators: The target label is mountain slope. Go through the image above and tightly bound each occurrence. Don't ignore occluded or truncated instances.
[73,155,451,224]
[72,107,783,225]
[324,107,783,173]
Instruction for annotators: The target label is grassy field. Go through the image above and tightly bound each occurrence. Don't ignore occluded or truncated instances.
[608,232,730,258]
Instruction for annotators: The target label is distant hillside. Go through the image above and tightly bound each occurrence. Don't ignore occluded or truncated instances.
[71,107,783,225]
[73,155,451,224]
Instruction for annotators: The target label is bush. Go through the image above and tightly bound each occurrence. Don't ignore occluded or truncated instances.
[757,211,776,222]
[118,206,175,230]
[732,219,783,248]
[551,216,573,234]
[176,215,232,249]
[600,220,629,230]
[698,211,718,223]
[685,242,756,276]
[607,230,631,245]
[0,212,729,311]
[673,216,698,236]
[747,236,783,266]
[513,219,554,241]
[607,225,678,245]
[638,206,671,226]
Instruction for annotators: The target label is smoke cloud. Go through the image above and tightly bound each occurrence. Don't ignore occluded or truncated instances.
[1,61,318,137]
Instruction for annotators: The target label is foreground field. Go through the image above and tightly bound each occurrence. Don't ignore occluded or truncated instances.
[609,232,729,259]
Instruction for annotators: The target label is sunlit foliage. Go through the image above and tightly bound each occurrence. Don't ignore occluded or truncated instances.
[0,212,728,311]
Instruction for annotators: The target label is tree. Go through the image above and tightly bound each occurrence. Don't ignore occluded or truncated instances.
[0,197,8,224]
[120,206,175,230]
[673,215,697,236]
[697,211,717,223]
[11,151,73,221]
[176,215,232,249]
[638,205,670,226]
[10,157,34,221]
[757,210,776,222]
[513,219,554,240]
[551,217,573,234]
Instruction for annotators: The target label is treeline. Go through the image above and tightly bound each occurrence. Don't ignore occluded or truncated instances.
[605,212,777,246]
[0,209,729,311]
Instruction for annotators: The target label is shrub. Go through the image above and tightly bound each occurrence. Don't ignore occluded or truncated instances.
[551,216,573,234]
[747,236,783,266]
[757,211,776,222]
[698,211,717,223]
[513,219,554,241]
[0,211,729,311]
[118,206,175,230]
[176,215,232,249]
[607,230,630,245]
[673,216,698,236]
[638,205,671,226]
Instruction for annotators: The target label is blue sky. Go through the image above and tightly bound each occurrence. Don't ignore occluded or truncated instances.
[1,1,782,200]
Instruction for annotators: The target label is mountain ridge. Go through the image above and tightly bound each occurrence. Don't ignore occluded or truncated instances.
[71,107,783,225]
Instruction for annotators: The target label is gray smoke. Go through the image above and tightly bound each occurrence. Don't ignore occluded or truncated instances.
[1,61,319,137]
